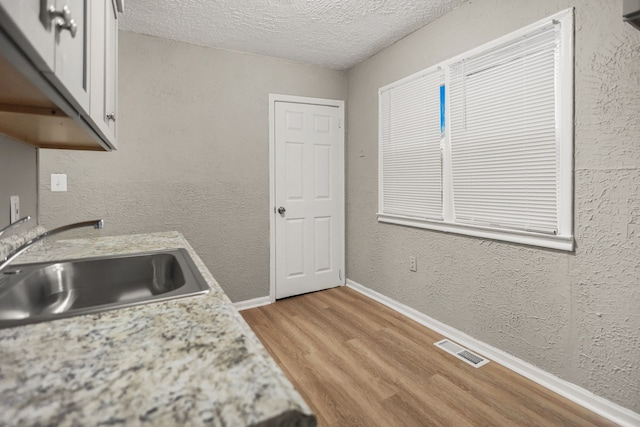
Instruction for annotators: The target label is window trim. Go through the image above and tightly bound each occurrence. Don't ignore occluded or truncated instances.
[378,213,574,251]
[377,8,574,251]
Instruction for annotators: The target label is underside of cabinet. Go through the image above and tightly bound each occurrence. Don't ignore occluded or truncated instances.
[0,37,107,151]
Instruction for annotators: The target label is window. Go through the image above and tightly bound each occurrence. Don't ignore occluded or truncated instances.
[378,9,574,251]
[379,68,444,220]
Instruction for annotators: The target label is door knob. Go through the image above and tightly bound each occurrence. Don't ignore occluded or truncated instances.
[277,207,286,216]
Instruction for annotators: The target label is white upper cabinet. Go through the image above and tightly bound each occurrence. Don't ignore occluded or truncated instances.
[104,2,117,144]
[89,0,118,148]
[0,1,56,71]
[0,0,119,150]
[50,0,90,111]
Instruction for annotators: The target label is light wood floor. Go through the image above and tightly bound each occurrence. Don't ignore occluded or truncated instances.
[241,286,617,427]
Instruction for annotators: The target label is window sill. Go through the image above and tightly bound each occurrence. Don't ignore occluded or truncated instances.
[377,213,574,252]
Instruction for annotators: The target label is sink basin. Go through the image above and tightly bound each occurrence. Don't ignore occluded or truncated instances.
[0,248,210,329]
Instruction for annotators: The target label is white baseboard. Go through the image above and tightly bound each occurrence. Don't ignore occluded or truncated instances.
[233,296,272,311]
[346,279,640,427]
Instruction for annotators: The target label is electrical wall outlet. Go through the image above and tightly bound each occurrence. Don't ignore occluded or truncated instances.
[10,196,19,223]
[409,256,417,272]
[51,174,68,192]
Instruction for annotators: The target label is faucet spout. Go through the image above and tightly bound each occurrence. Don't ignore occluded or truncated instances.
[0,219,104,273]
[0,216,32,238]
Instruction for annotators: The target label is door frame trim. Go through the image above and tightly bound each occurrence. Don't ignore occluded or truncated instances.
[268,94,345,302]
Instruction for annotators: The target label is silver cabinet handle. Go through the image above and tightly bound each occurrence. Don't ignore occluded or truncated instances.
[48,5,77,37]
[61,18,77,37]
[48,4,71,23]
[277,207,286,216]
[106,113,116,122]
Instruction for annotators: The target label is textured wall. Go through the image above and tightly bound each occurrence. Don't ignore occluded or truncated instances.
[346,0,640,413]
[0,135,37,231]
[39,31,346,302]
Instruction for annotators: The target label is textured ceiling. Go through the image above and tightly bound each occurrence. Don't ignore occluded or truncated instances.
[119,0,467,70]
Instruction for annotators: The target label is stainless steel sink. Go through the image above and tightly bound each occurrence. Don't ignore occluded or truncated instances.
[0,248,210,329]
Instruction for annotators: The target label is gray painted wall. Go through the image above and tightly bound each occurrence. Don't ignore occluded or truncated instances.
[0,135,37,232]
[346,0,640,412]
[39,31,346,302]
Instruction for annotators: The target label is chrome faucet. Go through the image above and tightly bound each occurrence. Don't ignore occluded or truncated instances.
[0,215,32,238]
[0,219,104,273]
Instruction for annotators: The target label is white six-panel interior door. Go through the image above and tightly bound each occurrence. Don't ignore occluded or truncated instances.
[271,96,344,300]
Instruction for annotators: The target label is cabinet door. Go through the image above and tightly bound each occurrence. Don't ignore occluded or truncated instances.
[89,0,107,133]
[104,0,117,145]
[88,0,117,148]
[0,0,55,71]
[51,0,89,110]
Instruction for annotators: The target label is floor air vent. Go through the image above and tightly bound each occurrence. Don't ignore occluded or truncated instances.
[434,339,489,368]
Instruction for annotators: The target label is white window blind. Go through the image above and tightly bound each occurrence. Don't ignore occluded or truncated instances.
[380,68,444,220]
[448,22,561,234]
[377,9,574,251]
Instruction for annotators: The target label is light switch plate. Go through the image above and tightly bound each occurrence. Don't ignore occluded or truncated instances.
[10,195,19,223]
[51,174,68,192]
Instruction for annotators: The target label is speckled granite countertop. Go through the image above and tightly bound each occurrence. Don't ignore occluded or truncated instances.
[0,231,315,427]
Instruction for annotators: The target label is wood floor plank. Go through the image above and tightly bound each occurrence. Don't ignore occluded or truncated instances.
[371,325,561,426]
[241,287,617,427]
[345,337,477,427]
